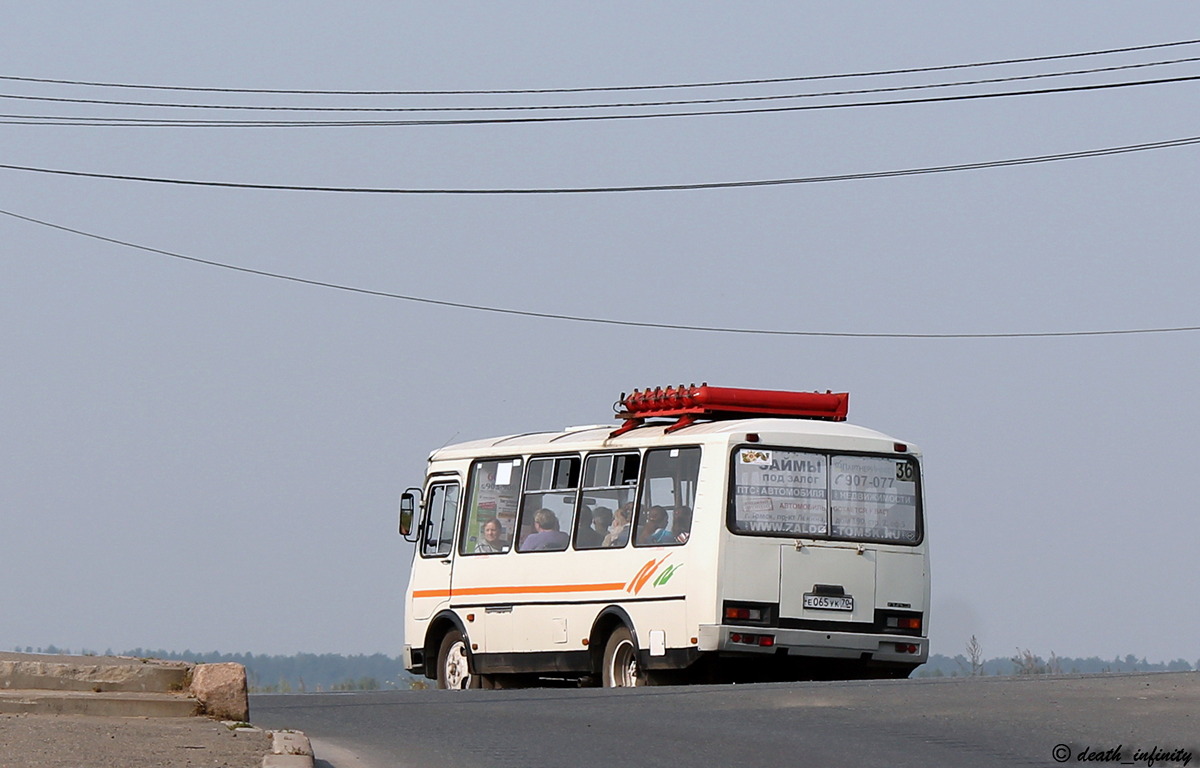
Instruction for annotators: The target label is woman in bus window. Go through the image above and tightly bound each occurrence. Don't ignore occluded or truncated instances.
[603,503,632,547]
[474,518,509,554]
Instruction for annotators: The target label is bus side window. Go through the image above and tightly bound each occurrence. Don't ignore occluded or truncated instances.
[460,459,521,555]
[634,447,700,547]
[575,453,639,550]
[421,482,460,558]
[576,453,643,549]
[516,456,579,552]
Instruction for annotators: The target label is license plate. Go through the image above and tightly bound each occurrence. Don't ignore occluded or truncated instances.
[803,593,854,611]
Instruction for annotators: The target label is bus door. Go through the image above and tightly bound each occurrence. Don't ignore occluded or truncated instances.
[411,479,460,622]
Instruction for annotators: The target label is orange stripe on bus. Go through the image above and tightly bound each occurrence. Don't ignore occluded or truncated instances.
[413,582,626,599]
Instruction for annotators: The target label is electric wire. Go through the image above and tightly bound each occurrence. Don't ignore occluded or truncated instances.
[2,134,1197,194]
[1,206,1195,339]
[1,73,1197,128]
[2,55,1198,113]
[2,37,1198,95]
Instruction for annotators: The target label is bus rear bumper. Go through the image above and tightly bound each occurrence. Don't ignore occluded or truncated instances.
[698,624,928,665]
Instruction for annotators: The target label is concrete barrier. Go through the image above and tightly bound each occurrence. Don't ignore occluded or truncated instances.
[0,651,190,692]
[0,652,248,720]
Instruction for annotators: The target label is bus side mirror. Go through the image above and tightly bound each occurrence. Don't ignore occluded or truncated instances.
[399,489,420,541]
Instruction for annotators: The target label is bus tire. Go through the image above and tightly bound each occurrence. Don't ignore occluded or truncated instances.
[436,629,480,689]
[602,626,642,687]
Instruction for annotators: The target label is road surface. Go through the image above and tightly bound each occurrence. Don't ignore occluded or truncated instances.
[252,672,1198,768]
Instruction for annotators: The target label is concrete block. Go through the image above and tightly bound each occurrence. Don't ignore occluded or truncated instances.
[0,689,201,717]
[272,730,313,755]
[0,652,191,693]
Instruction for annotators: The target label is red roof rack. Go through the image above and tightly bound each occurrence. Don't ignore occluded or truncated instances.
[611,384,848,437]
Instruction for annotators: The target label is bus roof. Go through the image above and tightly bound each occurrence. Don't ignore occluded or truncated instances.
[428,417,917,463]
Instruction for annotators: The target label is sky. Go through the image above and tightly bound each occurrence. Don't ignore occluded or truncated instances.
[2,3,1198,664]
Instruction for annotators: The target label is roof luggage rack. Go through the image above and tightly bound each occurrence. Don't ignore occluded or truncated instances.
[611,384,849,437]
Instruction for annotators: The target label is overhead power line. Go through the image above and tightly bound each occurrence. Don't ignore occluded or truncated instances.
[1,37,1198,95]
[2,134,1198,194]
[1,73,1196,128]
[1,56,1198,113]
[3,75,1199,129]
[1,206,1196,339]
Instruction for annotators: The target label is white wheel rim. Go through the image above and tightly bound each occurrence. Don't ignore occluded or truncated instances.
[444,640,471,689]
[609,639,638,687]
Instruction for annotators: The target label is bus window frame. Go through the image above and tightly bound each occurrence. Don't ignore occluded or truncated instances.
[726,445,924,546]
[514,453,582,554]
[572,450,641,551]
[418,476,462,559]
[632,444,702,549]
[458,457,524,557]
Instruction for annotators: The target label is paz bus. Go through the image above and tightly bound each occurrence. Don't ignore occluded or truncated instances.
[399,385,929,688]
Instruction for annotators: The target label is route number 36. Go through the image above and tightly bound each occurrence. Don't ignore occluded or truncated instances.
[895,462,915,482]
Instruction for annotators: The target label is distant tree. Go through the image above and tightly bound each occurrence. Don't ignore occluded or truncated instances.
[966,635,984,676]
[1011,648,1053,675]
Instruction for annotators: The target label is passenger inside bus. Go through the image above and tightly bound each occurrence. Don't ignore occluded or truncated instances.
[639,506,674,545]
[603,503,633,547]
[474,518,509,554]
[520,509,570,551]
[588,506,614,547]
[671,506,693,544]
[575,507,604,549]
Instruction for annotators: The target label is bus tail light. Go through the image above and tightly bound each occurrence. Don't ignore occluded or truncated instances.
[730,633,776,647]
[723,601,774,626]
[885,614,922,634]
[725,606,763,622]
[895,643,920,654]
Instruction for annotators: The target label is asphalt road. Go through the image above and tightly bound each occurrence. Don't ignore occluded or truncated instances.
[252,672,1198,768]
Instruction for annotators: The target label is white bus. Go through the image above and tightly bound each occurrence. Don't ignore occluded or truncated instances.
[399,385,929,688]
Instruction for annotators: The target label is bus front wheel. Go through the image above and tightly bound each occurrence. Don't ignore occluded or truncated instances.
[436,629,480,690]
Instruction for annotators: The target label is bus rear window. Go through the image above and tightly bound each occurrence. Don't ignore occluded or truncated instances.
[731,448,920,544]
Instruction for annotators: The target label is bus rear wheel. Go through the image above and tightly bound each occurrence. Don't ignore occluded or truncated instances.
[602,626,642,687]
[436,629,480,689]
